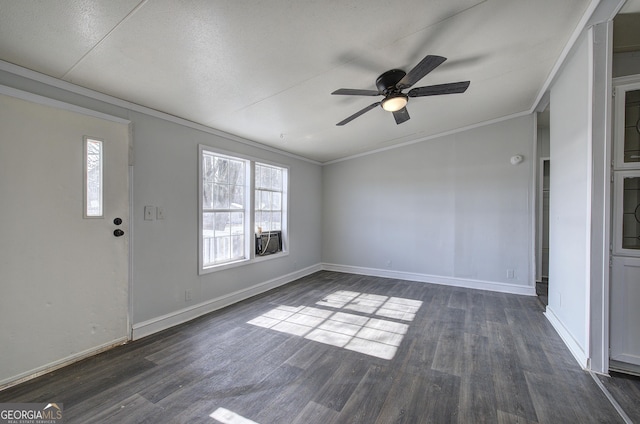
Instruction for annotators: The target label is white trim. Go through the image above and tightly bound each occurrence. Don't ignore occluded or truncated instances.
[132,263,322,340]
[0,337,128,391]
[0,60,321,166]
[324,110,531,165]
[0,84,130,125]
[128,165,134,340]
[322,263,537,296]
[597,19,614,376]
[530,116,539,287]
[585,26,595,366]
[545,306,589,368]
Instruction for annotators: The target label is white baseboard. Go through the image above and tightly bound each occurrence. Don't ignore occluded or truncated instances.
[322,263,537,296]
[132,263,322,340]
[545,306,589,368]
[0,337,128,391]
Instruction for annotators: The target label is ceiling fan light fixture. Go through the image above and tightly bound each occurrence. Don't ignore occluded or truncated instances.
[381,94,408,112]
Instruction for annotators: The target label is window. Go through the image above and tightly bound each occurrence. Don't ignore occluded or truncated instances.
[199,146,288,272]
[84,137,103,218]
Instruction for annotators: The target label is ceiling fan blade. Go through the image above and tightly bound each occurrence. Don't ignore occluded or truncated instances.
[393,107,410,125]
[396,55,447,90]
[332,88,381,96]
[408,81,470,97]
[336,102,381,126]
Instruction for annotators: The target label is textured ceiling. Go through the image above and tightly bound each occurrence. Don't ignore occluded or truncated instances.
[0,0,603,162]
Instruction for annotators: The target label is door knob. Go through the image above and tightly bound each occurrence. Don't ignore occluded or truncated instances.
[113,229,125,237]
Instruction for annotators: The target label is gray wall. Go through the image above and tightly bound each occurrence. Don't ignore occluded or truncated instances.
[130,111,323,324]
[547,30,591,361]
[322,115,535,292]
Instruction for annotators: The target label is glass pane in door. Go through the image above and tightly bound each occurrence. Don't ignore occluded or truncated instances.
[622,176,640,249]
[624,90,640,164]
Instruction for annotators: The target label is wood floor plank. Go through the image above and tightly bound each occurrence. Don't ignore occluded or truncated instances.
[291,401,339,424]
[335,363,393,424]
[312,356,371,412]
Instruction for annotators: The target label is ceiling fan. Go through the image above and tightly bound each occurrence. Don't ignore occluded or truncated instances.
[332,55,470,126]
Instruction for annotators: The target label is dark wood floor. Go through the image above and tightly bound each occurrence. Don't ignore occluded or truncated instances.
[0,271,628,423]
[598,371,640,423]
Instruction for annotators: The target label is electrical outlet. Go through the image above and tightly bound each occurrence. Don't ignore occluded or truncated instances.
[507,269,515,279]
[185,289,192,301]
[144,205,155,221]
[386,260,392,268]
[157,207,165,220]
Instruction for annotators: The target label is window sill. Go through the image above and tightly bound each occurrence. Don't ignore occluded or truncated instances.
[199,251,289,275]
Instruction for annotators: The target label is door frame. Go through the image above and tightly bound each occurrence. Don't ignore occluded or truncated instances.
[537,157,550,283]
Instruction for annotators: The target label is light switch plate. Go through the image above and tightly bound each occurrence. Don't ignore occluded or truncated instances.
[144,205,155,221]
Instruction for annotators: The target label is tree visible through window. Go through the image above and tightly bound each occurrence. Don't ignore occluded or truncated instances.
[200,147,288,271]
[202,152,247,266]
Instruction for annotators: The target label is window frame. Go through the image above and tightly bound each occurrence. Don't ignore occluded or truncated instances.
[198,145,289,274]
[83,136,104,219]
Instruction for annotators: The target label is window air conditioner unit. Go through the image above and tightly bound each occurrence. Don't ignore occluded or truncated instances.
[255,231,282,256]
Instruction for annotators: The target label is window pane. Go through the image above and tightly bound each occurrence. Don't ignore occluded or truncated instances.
[203,182,214,209]
[214,212,230,237]
[271,192,282,210]
[230,212,244,235]
[231,185,244,209]
[214,184,229,209]
[203,154,215,182]
[259,166,271,189]
[214,157,229,182]
[261,212,272,231]
[203,212,215,233]
[624,90,640,163]
[271,212,282,231]
[256,190,269,211]
[622,176,640,249]
[232,235,244,259]
[203,237,214,265]
[271,168,282,190]
[229,160,245,185]
[201,149,251,268]
[85,138,102,217]
[215,236,231,261]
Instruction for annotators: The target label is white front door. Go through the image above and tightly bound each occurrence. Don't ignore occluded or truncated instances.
[0,92,130,386]
[610,82,640,373]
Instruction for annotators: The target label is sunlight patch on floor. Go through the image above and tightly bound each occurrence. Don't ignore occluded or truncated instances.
[247,291,422,360]
[210,407,258,424]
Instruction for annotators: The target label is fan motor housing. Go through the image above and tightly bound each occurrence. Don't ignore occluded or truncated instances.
[376,69,406,94]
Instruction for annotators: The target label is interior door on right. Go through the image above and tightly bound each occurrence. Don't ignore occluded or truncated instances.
[610,84,640,372]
